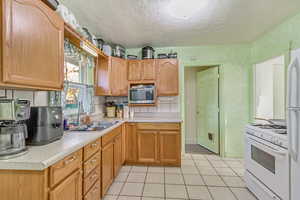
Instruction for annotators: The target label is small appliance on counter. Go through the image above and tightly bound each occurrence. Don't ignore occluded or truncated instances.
[26,106,63,146]
[129,84,156,105]
[142,46,155,59]
[105,102,116,118]
[0,99,31,159]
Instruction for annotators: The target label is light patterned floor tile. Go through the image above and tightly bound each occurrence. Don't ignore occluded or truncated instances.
[181,166,199,174]
[215,167,237,176]
[148,167,164,173]
[165,167,182,174]
[208,187,237,200]
[183,174,205,185]
[202,176,226,186]
[103,195,118,200]
[210,161,228,168]
[195,160,212,167]
[132,166,148,173]
[115,172,129,182]
[198,167,218,176]
[232,168,245,176]
[186,186,212,200]
[127,173,146,183]
[182,159,196,166]
[118,196,141,200]
[143,184,165,198]
[192,154,207,160]
[165,184,188,199]
[142,198,164,200]
[222,176,246,187]
[107,182,124,195]
[120,166,132,172]
[146,173,165,184]
[231,188,258,200]
[206,155,222,161]
[225,161,244,168]
[120,182,144,196]
[165,173,184,184]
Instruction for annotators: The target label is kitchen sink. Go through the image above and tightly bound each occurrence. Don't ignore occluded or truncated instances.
[69,120,120,132]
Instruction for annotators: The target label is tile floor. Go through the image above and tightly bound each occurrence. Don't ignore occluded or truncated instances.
[103,153,257,200]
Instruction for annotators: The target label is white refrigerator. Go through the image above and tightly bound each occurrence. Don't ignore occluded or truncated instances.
[288,48,300,200]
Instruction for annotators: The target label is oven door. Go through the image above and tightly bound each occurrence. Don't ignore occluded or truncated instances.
[245,134,289,200]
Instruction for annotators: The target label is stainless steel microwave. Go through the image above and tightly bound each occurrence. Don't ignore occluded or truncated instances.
[129,85,155,104]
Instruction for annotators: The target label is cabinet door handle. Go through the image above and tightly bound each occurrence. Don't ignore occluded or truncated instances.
[90,159,97,164]
[91,143,98,147]
[64,156,76,165]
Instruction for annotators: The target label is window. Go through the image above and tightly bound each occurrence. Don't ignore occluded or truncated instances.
[49,39,96,117]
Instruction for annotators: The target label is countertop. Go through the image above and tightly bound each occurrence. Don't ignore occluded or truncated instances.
[0,113,182,171]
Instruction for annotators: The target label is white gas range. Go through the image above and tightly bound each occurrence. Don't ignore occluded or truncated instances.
[244,124,289,200]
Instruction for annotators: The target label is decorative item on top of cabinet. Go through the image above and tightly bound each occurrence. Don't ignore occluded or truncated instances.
[0,0,64,90]
[156,59,179,96]
[95,56,127,96]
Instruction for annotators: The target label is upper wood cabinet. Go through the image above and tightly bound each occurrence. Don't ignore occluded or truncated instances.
[0,0,64,90]
[128,60,156,82]
[128,60,143,81]
[157,59,179,96]
[110,57,128,96]
[95,56,127,96]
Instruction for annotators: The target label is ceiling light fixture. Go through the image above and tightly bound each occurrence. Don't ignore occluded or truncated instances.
[167,0,208,20]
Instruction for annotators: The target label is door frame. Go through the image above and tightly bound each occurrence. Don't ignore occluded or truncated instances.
[184,65,221,155]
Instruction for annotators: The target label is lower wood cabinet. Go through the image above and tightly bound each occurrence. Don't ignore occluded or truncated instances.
[160,131,181,165]
[49,170,82,200]
[114,133,123,175]
[137,130,159,163]
[126,123,181,166]
[102,141,114,195]
[84,180,101,200]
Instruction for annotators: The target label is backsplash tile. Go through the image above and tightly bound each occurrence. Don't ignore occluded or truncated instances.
[105,96,180,113]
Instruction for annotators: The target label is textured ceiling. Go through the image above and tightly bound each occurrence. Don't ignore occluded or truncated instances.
[60,0,300,48]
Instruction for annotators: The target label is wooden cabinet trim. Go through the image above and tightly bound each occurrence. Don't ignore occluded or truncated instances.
[83,151,100,177]
[84,139,101,161]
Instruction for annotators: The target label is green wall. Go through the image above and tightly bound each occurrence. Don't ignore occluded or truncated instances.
[127,12,300,158]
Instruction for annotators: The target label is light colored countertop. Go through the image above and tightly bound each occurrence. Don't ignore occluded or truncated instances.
[0,113,182,171]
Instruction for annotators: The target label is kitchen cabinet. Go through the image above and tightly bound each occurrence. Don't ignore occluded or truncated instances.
[114,134,123,175]
[110,57,128,96]
[137,130,159,163]
[125,123,138,163]
[49,170,82,200]
[0,0,64,90]
[157,59,179,96]
[126,122,181,166]
[128,60,143,81]
[101,141,114,195]
[95,56,128,96]
[160,131,181,165]
[128,60,156,82]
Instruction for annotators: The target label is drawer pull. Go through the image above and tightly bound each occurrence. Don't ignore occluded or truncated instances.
[90,174,98,180]
[91,143,98,147]
[90,159,97,163]
[64,156,76,165]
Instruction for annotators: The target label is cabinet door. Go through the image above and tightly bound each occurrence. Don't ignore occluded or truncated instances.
[114,134,123,176]
[128,60,142,81]
[50,170,82,200]
[2,0,64,89]
[142,60,156,80]
[102,142,114,196]
[125,123,137,162]
[160,131,181,165]
[110,57,128,96]
[137,130,159,163]
[157,59,179,96]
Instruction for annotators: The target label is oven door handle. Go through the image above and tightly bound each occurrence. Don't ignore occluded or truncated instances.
[247,135,288,157]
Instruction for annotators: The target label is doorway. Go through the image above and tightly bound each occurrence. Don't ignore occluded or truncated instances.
[184,66,220,155]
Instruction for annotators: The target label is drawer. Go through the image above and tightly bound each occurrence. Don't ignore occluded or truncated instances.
[102,126,122,146]
[83,168,100,195]
[84,151,100,177]
[49,149,83,188]
[84,180,101,200]
[84,138,101,161]
[137,123,181,130]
